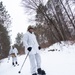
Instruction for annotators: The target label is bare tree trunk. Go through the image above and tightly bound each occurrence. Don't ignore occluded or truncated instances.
[66,0,74,20]
[51,0,68,40]
[37,3,63,41]
[60,0,75,29]
[22,0,72,43]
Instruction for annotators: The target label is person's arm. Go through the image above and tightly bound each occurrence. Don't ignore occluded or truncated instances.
[8,49,11,60]
[22,34,29,48]
[22,33,32,52]
[15,48,18,54]
[34,34,41,50]
[9,49,12,55]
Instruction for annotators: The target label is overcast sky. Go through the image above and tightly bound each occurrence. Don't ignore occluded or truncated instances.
[1,0,48,44]
[1,0,30,44]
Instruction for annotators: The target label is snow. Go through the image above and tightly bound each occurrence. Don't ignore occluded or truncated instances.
[0,41,75,75]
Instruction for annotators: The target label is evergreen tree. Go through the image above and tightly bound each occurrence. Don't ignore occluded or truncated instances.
[0,24,10,59]
[0,1,11,27]
[0,1,11,59]
[15,33,23,46]
[15,33,24,54]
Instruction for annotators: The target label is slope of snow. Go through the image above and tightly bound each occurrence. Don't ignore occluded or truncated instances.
[0,41,75,75]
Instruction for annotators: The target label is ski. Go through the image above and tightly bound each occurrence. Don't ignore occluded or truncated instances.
[37,74,46,75]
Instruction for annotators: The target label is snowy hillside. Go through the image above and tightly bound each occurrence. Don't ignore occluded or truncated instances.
[0,41,75,75]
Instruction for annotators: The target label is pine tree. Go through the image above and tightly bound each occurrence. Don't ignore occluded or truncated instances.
[0,1,11,27]
[15,33,24,54]
[0,1,11,59]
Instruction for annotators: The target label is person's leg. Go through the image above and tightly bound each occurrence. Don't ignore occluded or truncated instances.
[12,57,15,66]
[35,53,41,74]
[35,53,41,69]
[35,53,46,74]
[14,57,19,65]
[29,54,37,75]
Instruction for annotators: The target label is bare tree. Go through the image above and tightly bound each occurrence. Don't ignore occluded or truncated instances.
[22,0,74,46]
[60,0,75,29]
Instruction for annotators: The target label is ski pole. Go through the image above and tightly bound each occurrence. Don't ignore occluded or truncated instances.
[18,52,29,73]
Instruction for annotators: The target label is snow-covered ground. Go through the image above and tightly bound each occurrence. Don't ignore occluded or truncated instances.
[0,41,75,75]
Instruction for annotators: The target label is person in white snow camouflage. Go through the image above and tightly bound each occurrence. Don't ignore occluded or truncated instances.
[9,45,19,66]
[22,25,46,75]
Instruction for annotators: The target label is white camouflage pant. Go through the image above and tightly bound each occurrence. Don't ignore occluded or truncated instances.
[29,53,41,74]
[12,57,17,64]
